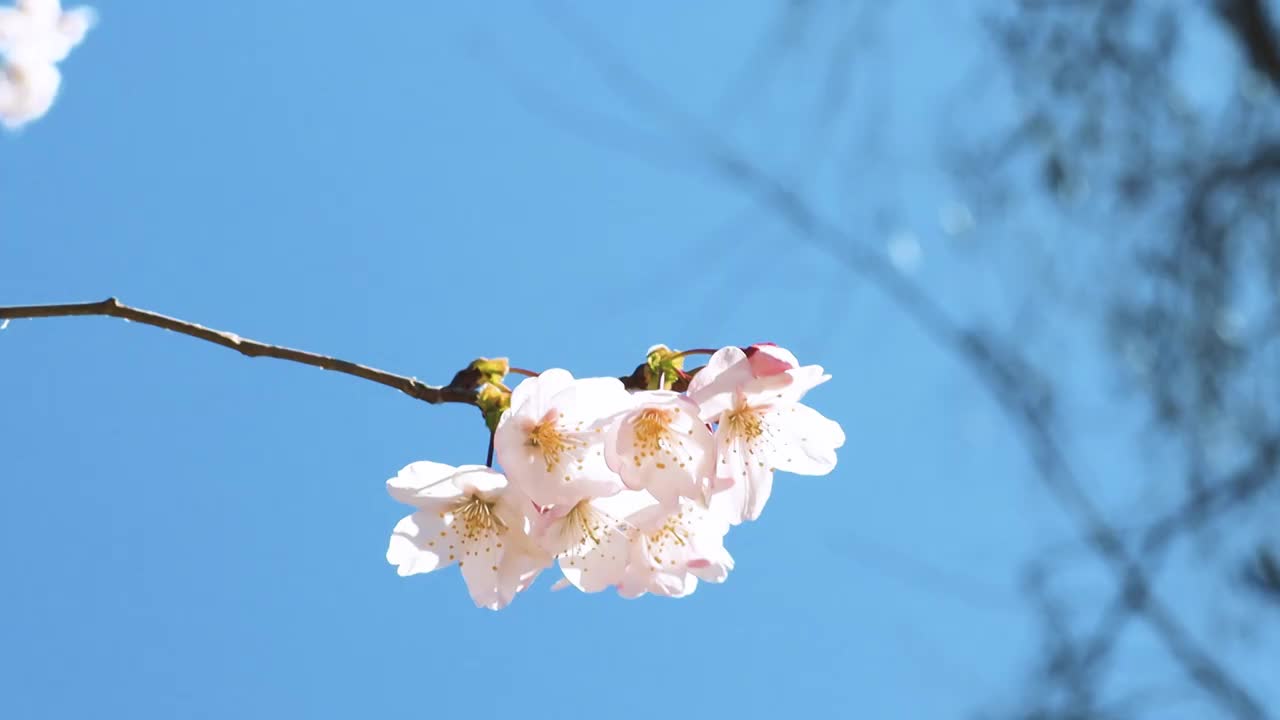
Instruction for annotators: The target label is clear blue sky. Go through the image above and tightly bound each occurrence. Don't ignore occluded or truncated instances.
[3,3,1271,719]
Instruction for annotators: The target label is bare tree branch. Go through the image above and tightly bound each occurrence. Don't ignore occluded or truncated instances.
[1216,0,1280,87]
[0,298,481,407]
[535,9,1271,718]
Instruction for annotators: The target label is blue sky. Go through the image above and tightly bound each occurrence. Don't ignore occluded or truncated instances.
[2,2,1273,719]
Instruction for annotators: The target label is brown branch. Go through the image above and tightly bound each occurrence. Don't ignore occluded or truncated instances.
[0,298,480,407]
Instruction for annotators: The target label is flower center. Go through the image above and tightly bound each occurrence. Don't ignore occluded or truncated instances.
[724,406,765,441]
[647,511,689,566]
[527,413,581,471]
[631,407,674,458]
[453,495,506,542]
[565,500,605,546]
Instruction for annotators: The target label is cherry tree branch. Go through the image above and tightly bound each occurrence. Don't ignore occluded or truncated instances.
[0,298,481,407]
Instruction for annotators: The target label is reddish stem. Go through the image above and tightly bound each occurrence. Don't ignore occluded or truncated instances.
[669,348,718,361]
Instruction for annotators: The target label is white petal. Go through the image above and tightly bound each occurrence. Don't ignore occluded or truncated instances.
[460,540,550,611]
[737,365,831,413]
[712,433,774,524]
[550,376,633,423]
[593,488,660,519]
[459,554,504,609]
[497,542,552,604]
[451,466,507,497]
[0,9,26,47]
[386,512,458,577]
[508,368,574,419]
[386,461,462,506]
[556,495,648,593]
[687,346,752,420]
[0,62,61,129]
[57,6,94,48]
[18,0,62,21]
[768,404,845,476]
[559,525,632,593]
[492,414,537,491]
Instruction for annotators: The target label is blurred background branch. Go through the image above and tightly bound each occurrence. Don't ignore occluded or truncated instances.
[512,1,1280,717]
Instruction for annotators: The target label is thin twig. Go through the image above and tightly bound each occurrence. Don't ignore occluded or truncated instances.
[0,298,480,407]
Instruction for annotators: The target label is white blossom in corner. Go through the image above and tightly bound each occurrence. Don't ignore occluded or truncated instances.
[0,0,95,129]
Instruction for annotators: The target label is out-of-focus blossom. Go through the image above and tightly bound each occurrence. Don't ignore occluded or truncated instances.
[0,0,95,129]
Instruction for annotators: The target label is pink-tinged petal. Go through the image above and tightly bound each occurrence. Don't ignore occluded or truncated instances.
[739,365,831,411]
[687,346,753,421]
[386,461,463,507]
[687,539,735,583]
[616,583,647,599]
[387,511,459,576]
[550,577,573,592]
[746,343,799,377]
[767,404,846,476]
[689,559,732,584]
[653,573,697,598]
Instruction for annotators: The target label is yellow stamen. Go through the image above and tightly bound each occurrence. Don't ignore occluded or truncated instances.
[631,407,675,463]
[528,416,582,471]
[452,495,507,542]
[724,406,765,441]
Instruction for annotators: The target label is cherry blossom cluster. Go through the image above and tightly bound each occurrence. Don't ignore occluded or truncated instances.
[0,0,94,129]
[385,344,846,610]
